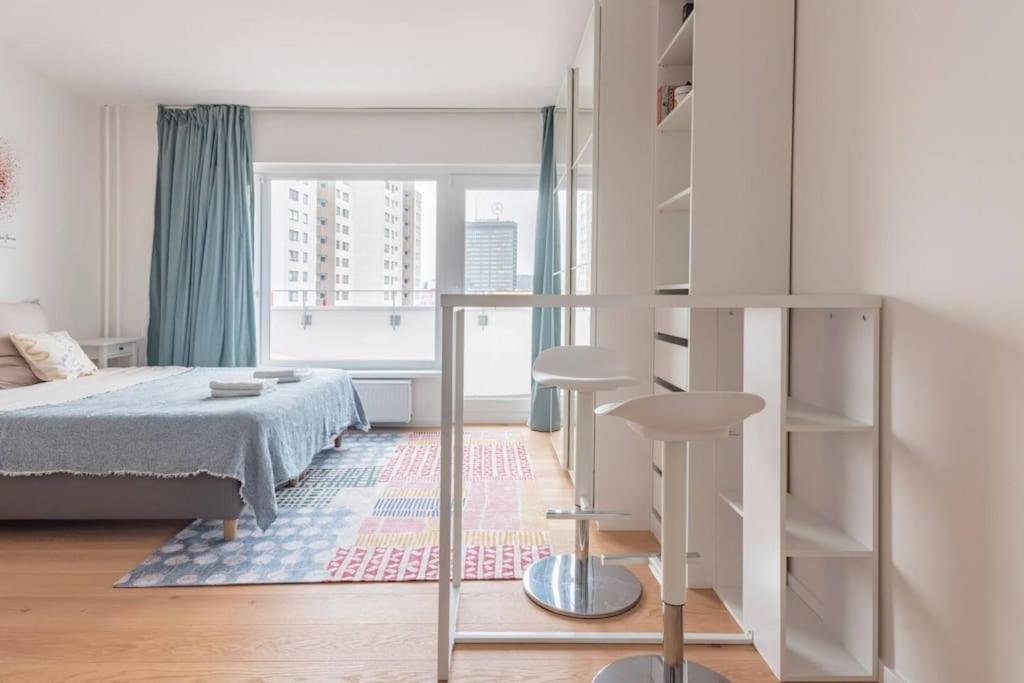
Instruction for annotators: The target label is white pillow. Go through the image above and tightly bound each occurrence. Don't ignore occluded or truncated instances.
[9,330,98,381]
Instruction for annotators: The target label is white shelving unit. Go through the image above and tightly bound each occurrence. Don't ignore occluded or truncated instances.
[650,0,796,606]
[647,3,878,682]
[744,306,881,681]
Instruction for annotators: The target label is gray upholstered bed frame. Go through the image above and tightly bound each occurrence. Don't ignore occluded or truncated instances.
[0,433,342,540]
[0,302,349,541]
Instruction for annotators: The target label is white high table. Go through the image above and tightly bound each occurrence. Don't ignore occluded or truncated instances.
[436,293,882,681]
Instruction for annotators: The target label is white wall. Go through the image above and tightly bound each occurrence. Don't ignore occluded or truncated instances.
[592,0,657,530]
[792,2,1024,681]
[252,110,540,166]
[0,54,102,336]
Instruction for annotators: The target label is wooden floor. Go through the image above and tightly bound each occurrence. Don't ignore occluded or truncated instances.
[0,427,778,682]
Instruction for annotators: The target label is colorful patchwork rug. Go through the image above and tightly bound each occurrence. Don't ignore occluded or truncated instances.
[115,430,551,587]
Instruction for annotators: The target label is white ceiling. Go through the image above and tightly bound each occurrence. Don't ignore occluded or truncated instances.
[0,0,592,107]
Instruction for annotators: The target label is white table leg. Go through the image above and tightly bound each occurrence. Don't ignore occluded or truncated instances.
[453,309,465,588]
[437,306,454,681]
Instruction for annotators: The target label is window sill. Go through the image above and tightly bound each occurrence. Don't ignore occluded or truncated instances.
[345,369,441,379]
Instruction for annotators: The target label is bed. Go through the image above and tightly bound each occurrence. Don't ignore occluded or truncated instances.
[0,361,369,540]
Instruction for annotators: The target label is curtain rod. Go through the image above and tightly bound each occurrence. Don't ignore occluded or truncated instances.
[162,105,542,114]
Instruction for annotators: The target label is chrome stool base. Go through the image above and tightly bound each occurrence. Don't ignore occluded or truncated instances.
[523,555,642,619]
[593,655,730,683]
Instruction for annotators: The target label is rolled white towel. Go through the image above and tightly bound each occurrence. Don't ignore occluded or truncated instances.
[210,377,278,392]
[279,370,312,383]
[211,384,277,398]
[254,368,310,379]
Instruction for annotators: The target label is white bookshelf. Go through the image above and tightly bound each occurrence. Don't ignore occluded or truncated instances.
[650,0,796,619]
[744,306,880,681]
[648,3,877,682]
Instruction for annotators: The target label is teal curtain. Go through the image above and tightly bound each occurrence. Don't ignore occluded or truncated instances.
[147,105,256,367]
[529,106,563,432]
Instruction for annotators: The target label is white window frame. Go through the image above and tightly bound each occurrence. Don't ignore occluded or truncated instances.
[255,164,538,372]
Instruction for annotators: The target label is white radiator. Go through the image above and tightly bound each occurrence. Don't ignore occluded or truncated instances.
[353,379,413,424]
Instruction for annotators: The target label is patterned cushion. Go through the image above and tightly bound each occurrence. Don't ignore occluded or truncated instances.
[9,330,98,381]
[0,301,49,389]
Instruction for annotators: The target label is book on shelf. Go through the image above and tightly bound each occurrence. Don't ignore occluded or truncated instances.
[657,83,692,124]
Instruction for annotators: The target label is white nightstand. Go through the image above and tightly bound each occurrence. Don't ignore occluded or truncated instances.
[77,337,143,369]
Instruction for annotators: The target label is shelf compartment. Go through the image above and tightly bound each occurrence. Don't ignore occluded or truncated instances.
[656,305,690,339]
[787,398,872,433]
[785,587,873,681]
[657,13,695,67]
[654,338,689,391]
[785,495,871,558]
[655,282,690,293]
[657,91,693,132]
[655,187,692,213]
[719,489,743,517]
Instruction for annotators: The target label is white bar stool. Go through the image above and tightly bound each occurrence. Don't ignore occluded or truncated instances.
[523,345,644,619]
[592,391,765,683]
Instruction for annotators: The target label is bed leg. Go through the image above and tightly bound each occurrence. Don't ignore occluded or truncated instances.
[223,519,238,542]
[333,433,343,448]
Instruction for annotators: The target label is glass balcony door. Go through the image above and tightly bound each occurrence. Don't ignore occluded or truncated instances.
[452,174,540,399]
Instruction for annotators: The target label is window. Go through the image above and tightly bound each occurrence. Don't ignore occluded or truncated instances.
[289,210,300,221]
[303,193,309,204]
[302,232,309,244]
[265,178,437,364]
[460,179,540,397]
[288,250,299,262]
[289,189,299,201]
[288,229,299,241]
[302,213,309,224]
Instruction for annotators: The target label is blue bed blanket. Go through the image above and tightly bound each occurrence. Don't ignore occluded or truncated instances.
[0,368,369,529]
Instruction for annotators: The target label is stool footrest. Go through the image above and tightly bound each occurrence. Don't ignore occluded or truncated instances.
[545,508,631,522]
[600,552,702,568]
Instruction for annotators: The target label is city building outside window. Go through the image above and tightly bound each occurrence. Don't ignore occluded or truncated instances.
[265,178,438,364]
